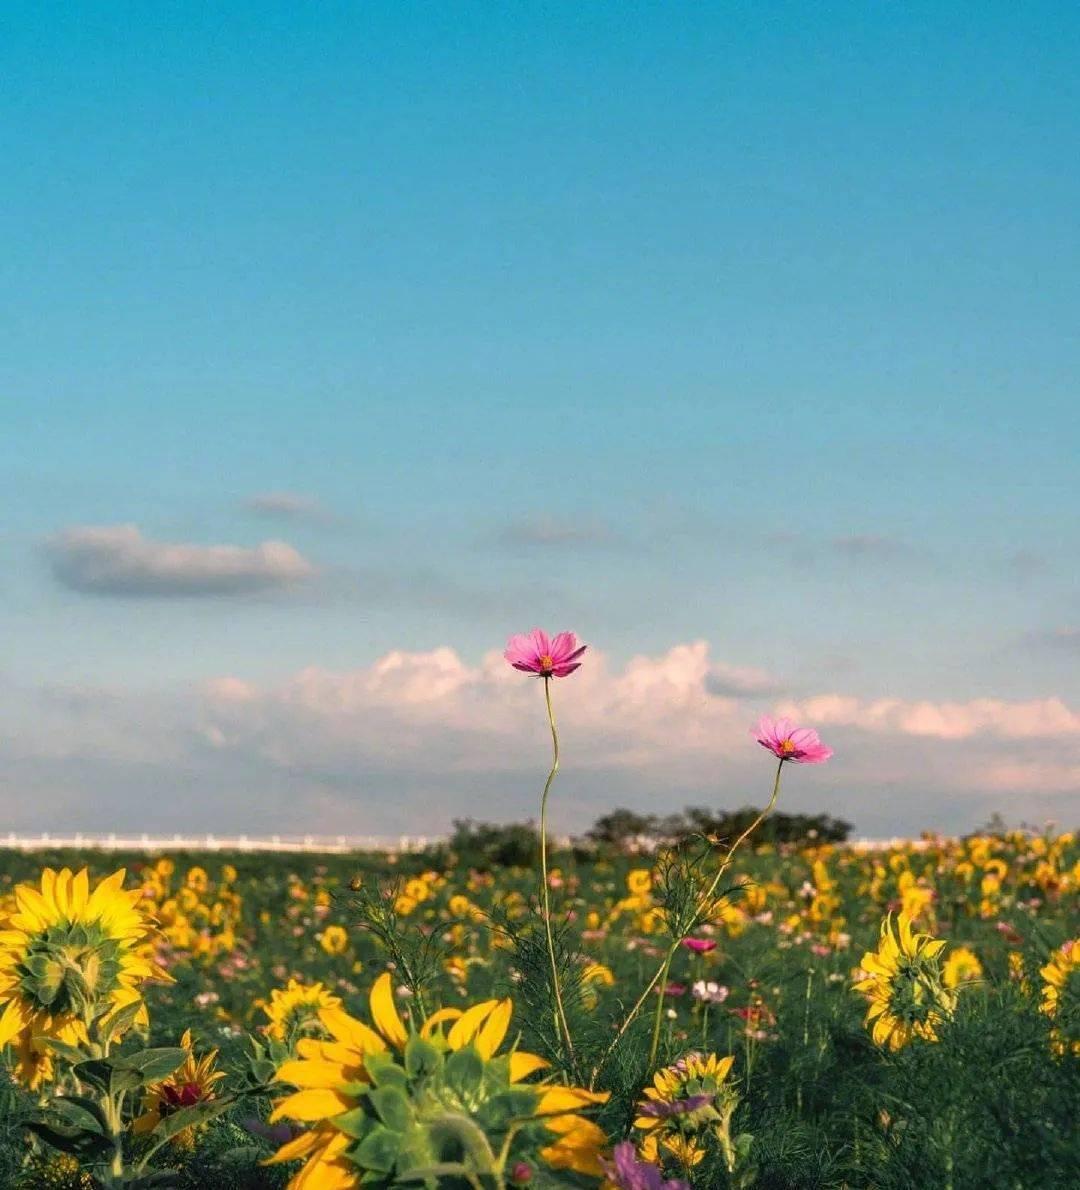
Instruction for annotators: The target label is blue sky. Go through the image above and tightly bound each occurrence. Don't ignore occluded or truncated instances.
[2,4,1078,837]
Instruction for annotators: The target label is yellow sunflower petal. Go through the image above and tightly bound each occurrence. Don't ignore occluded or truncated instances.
[420,1007,463,1038]
[368,973,408,1049]
[446,999,499,1050]
[269,1087,354,1123]
[474,998,513,1060]
[0,998,31,1048]
[536,1086,610,1116]
[318,1007,387,1056]
[275,1059,355,1090]
[263,1127,327,1165]
[508,1051,550,1082]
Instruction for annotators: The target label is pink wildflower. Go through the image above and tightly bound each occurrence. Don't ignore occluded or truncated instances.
[680,937,717,954]
[753,715,832,764]
[504,629,587,678]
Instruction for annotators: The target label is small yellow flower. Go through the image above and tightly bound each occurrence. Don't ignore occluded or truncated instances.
[264,978,343,1042]
[319,925,349,955]
[627,868,653,896]
[1039,938,1079,1054]
[943,945,983,988]
[185,866,209,893]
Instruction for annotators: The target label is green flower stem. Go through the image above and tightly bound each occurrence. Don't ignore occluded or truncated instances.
[645,948,675,1074]
[695,759,784,913]
[589,760,785,1089]
[539,675,576,1069]
[428,1113,502,1189]
[494,1121,526,1176]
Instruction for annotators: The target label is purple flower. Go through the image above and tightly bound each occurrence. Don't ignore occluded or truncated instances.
[600,1142,690,1190]
[637,1093,713,1119]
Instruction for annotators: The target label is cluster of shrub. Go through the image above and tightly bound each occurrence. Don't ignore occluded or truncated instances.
[427,806,852,870]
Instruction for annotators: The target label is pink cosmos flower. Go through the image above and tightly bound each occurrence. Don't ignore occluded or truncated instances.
[504,629,587,678]
[680,937,717,954]
[753,715,833,764]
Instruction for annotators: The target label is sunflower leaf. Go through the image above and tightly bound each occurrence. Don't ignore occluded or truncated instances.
[149,1095,236,1145]
[128,1047,189,1084]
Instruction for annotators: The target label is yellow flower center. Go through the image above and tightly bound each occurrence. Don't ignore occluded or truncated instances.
[780,738,796,754]
[539,654,554,672]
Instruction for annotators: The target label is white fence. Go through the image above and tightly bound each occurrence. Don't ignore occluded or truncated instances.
[0,831,934,855]
[0,832,434,854]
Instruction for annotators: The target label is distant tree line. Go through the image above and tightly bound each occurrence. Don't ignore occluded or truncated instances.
[584,806,852,850]
[425,806,851,870]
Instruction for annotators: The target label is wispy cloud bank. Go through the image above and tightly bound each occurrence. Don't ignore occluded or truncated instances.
[244,492,332,523]
[777,694,1080,740]
[48,525,315,597]
[495,515,617,549]
[704,663,785,698]
[3,640,1077,835]
[1021,626,1080,653]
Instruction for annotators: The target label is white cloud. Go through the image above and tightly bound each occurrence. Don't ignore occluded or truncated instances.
[3,640,1078,835]
[48,524,315,596]
[776,694,1080,740]
[705,662,784,698]
[244,492,331,522]
[201,641,755,775]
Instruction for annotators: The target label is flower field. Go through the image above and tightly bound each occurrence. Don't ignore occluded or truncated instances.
[1,830,1077,1189]
[0,635,1077,1188]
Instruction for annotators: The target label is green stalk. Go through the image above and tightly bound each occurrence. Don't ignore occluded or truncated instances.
[645,949,675,1073]
[589,760,785,1088]
[539,675,575,1069]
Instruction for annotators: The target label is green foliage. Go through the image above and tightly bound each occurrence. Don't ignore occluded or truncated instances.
[0,835,1076,1188]
[431,819,545,870]
[586,806,852,851]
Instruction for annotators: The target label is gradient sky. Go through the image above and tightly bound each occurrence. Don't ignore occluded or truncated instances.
[3,4,1079,838]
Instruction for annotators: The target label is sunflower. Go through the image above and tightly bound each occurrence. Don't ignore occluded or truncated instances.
[319,925,349,955]
[266,972,608,1187]
[634,1052,738,1170]
[264,978,343,1043]
[133,1028,227,1149]
[581,961,616,1009]
[942,945,983,989]
[853,911,956,1051]
[1039,938,1079,1056]
[0,868,166,1061]
[627,869,653,897]
[10,1029,54,1090]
